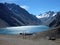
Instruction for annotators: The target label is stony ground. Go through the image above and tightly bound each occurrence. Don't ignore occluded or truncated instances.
[0,35,60,45]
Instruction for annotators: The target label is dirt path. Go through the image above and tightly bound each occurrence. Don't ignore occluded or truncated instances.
[0,35,60,45]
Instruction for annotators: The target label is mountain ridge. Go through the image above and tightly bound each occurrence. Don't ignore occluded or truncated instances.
[36,11,60,27]
[0,3,41,28]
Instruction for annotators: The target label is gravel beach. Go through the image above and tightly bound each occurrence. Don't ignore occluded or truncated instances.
[0,35,60,45]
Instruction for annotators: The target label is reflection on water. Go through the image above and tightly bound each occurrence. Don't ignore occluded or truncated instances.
[0,25,49,34]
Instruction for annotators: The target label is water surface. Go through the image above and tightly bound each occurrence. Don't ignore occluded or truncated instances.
[0,25,49,34]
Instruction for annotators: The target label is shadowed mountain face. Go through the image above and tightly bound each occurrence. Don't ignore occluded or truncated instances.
[49,12,60,27]
[0,3,41,27]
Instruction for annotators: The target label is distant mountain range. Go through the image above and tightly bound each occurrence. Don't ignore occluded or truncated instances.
[36,11,60,27]
[0,3,41,28]
[0,3,60,28]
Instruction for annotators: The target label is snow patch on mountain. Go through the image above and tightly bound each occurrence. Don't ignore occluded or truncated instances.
[36,12,57,19]
[52,13,56,16]
[36,13,49,18]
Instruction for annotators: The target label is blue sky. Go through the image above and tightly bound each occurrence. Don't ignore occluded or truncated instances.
[0,0,60,15]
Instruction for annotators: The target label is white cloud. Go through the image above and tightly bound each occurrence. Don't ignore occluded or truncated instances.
[20,5,29,10]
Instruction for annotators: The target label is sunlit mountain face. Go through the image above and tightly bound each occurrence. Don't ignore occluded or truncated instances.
[0,3,41,28]
[36,11,60,27]
[36,11,56,18]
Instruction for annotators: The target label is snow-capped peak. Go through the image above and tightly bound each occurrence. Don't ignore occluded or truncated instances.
[36,14,49,18]
[36,11,56,19]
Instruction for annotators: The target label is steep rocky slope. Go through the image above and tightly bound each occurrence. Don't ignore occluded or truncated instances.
[0,3,41,27]
[36,11,60,27]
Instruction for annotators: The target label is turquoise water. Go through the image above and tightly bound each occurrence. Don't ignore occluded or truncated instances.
[0,25,49,34]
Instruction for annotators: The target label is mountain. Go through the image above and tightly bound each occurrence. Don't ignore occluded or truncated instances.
[36,11,60,27]
[0,3,41,28]
[36,11,54,18]
[36,11,56,22]
[49,12,60,27]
